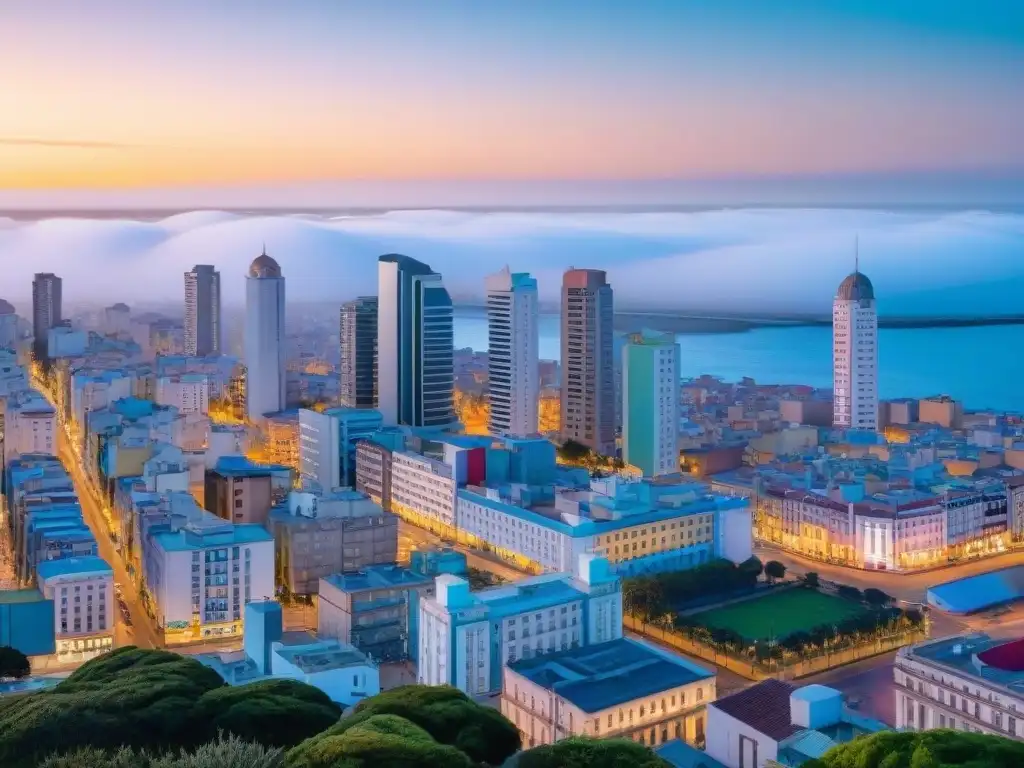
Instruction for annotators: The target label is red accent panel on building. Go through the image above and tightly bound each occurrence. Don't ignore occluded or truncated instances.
[978,638,1024,672]
[465,447,486,486]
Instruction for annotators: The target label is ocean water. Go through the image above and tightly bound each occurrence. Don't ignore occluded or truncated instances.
[453,308,1024,413]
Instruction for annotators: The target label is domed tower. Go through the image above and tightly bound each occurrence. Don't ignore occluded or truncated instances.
[833,244,878,431]
[244,246,286,421]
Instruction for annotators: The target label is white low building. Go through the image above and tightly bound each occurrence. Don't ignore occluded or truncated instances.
[36,555,115,664]
[418,554,622,697]
[391,450,458,532]
[156,374,210,415]
[144,512,274,644]
[199,601,380,707]
[501,637,714,750]
[3,390,56,460]
[895,633,1024,739]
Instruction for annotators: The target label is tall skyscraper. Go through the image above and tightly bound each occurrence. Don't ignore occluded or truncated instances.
[833,255,878,430]
[560,269,615,455]
[622,330,680,477]
[485,267,538,437]
[184,264,222,356]
[377,254,454,429]
[339,297,378,408]
[32,272,62,361]
[244,250,286,420]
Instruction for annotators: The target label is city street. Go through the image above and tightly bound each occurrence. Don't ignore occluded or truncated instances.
[54,425,162,649]
[398,520,529,582]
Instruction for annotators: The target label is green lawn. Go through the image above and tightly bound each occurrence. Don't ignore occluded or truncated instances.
[692,588,868,642]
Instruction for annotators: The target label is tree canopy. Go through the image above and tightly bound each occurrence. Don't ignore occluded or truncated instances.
[804,729,1024,768]
[0,647,341,767]
[0,646,30,680]
[517,737,672,768]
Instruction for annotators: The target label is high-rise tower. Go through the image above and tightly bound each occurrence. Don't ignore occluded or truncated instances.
[833,249,878,430]
[376,254,454,429]
[339,296,378,408]
[32,273,62,361]
[184,264,222,356]
[486,267,539,437]
[560,268,615,455]
[244,249,286,420]
[623,329,680,477]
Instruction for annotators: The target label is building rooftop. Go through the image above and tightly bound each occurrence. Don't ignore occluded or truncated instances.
[152,522,273,552]
[508,638,712,713]
[900,633,1024,695]
[0,588,47,605]
[37,556,113,582]
[323,565,433,593]
[212,455,290,478]
[712,679,802,742]
[836,271,875,302]
[655,740,728,768]
[249,251,282,279]
[274,640,372,674]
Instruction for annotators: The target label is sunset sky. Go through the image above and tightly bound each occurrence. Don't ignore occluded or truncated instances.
[3,1,1023,204]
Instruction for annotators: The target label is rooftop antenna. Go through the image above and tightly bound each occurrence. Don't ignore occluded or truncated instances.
[854,235,859,274]
[262,242,267,256]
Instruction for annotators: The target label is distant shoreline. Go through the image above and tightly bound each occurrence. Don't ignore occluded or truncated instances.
[454,304,1024,334]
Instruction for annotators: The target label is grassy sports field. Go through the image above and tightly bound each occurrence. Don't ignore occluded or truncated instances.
[691,588,868,642]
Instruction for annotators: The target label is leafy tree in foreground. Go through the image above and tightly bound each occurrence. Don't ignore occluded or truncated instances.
[803,571,820,589]
[39,733,285,768]
[345,684,520,765]
[0,647,339,768]
[0,646,30,679]
[194,679,342,748]
[517,737,672,768]
[285,713,474,768]
[803,729,1024,768]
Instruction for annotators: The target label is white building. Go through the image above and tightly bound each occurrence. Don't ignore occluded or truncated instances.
[391,450,458,531]
[895,633,1024,739]
[144,513,275,644]
[486,267,539,437]
[418,554,622,696]
[244,251,286,421]
[457,475,752,577]
[156,374,210,415]
[502,637,714,750]
[299,408,341,491]
[36,555,115,664]
[71,371,134,434]
[47,326,88,358]
[706,680,885,768]
[376,254,455,429]
[3,390,56,460]
[832,263,878,430]
[184,264,222,357]
[622,329,680,477]
[199,601,380,707]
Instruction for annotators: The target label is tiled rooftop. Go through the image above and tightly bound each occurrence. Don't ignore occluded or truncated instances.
[711,679,801,742]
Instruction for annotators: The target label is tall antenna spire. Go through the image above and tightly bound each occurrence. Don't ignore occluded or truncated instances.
[262,242,267,257]
[854,235,859,274]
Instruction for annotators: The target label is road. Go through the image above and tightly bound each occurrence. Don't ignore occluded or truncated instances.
[32,368,164,650]
[753,543,1024,605]
[398,521,530,583]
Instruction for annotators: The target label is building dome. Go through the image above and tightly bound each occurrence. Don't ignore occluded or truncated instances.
[836,271,874,302]
[249,249,282,279]
[0,299,14,315]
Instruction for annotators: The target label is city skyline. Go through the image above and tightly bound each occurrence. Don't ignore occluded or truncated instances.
[3,2,1023,206]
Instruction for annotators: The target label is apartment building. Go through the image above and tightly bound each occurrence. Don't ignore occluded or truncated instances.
[37,555,115,664]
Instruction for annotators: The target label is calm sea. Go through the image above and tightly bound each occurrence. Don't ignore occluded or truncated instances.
[453,308,1024,413]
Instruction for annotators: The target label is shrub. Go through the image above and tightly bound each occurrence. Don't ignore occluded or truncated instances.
[803,728,1024,768]
[517,737,672,768]
[38,734,285,768]
[0,648,338,767]
[803,572,820,589]
[285,714,474,768]
[764,561,787,582]
[0,646,31,679]
[836,585,863,602]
